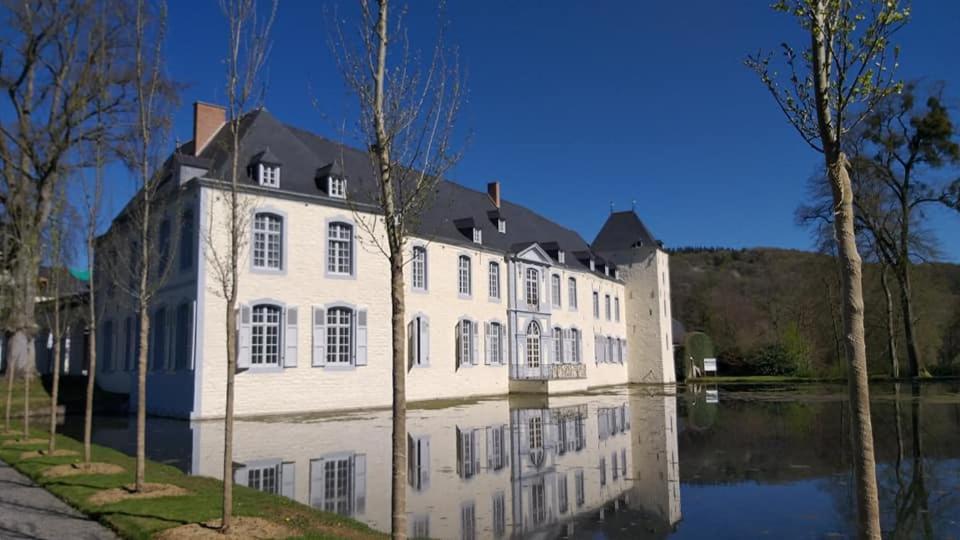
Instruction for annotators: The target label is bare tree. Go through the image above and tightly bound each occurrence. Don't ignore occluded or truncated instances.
[205,0,276,531]
[0,0,130,436]
[747,1,910,537]
[331,1,463,537]
[40,187,77,452]
[111,0,179,492]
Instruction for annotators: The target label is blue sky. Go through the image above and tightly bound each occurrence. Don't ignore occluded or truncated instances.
[103,1,960,261]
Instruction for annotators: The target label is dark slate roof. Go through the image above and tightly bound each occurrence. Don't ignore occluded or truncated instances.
[591,210,659,254]
[194,108,642,278]
[249,146,282,166]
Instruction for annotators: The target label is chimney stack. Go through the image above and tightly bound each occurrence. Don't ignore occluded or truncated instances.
[487,181,501,208]
[193,102,226,156]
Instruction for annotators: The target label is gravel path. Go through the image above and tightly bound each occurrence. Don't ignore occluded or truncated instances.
[0,459,118,540]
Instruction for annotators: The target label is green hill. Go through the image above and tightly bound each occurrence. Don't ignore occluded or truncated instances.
[669,247,960,377]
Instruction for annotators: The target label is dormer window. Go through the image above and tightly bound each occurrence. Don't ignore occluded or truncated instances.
[258,163,279,188]
[604,265,610,276]
[497,219,506,234]
[328,176,346,199]
[473,228,483,244]
[558,251,565,264]
[589,259,596,272]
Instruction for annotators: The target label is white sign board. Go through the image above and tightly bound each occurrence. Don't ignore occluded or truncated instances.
[706,389,719,404]
[703,357,718,373]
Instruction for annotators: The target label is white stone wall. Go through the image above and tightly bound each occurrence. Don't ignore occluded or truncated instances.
[623,249,675,384]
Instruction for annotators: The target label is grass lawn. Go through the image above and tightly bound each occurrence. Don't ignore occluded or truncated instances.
[0,426,384,539]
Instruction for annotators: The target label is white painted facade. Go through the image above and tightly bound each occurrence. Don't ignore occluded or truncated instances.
[87,108,675,420]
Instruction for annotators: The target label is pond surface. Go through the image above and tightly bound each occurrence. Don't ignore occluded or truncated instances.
[69,382,960,539]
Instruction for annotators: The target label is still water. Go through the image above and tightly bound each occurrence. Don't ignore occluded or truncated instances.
[71,383,960,539]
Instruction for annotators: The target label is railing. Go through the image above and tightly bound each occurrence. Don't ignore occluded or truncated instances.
[511,361,586,381]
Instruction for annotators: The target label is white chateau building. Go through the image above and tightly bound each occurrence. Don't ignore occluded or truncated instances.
[91,102,675,419]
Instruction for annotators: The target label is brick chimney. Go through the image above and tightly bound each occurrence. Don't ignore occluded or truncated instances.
[193,101,226,156]
[487,181,501,208]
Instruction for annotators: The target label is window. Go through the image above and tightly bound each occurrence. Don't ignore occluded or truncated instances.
[174,302,191,370]
[411,515,430,540]
[248,464,280,495]
[612,451,619,480]
[252,304,282,366]
[407,435,430,491]
[328,176,346,198]
[525,268,539,307]
[456,319,475,367]
[605,294,611,320]
[412,246,427,290]
[253,213,283,270]
[551,274,561,307]
[458,256,471,296]
[487,322,502,365]
[575,470,585,507]
[487,425,507,471]
[614,296,621,321]
[326,307,353,365]
[258,163,279,187]
[158,219,171,273]
[488,262,500,299]
[526,321,541,368]
[472,228,482,244]
[461,502,476,540]
[408,315,429,367]
[529,416,544,467]
[558,473,569,514]
[327,222,354,275]
[600,456,607,486]
[456,427,480,479]
[568,277,578,309]
[492,492,506,537]
[571,329,581,364]
[554,327,563,363]
[593,291,600,318]
[622,448,628,477]
[101,320,114,372]
[497,219,506,234]
[531,481,546,525]
[150,307,166,371]
[179,209,194,271]
[312,455,365,516]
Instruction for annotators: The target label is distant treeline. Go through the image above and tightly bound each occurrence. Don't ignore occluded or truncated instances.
[670,248,960,377]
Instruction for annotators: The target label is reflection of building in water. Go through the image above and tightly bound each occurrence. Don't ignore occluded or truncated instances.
[189,391,680,538]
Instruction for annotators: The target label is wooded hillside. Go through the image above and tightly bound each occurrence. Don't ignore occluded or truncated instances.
[669,247,960,376]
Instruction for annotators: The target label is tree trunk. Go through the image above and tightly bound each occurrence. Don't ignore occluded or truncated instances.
[84,231,98,463]
[48,315,62,453]
[135,304,150,491]
[897,266,921,377]
[390,252,407,540]
[880,265,899,378]
[221,304,237,532]
[4,353,15,432]
[828,154,882,539]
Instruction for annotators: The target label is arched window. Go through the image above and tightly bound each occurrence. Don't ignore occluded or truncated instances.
[412,246,427,290]
[553,327,563,363]
[529,416,544,467]
[568,277,578,309]
[251,304,282,366]
[458,255,471,295]
[526,321,541,368]
[551,274,561,307]
[525,268,539,307]
[253,213,283,270]
[326,306,353,364]
[327,222,354,275]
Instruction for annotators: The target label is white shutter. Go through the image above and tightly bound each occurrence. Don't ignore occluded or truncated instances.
[284,307,298,368]
[237,305,252,370]
[281,462,295,498]
[471,321,479,365]
[420,316,430,366]
[355,309,368,366]
[500,325,507,366]
[421,437,431,488]
[312,307,326,367]
[407,319,415,371]
[309,459,324,507]
[233,464,248,486]
[484,323,492,365]
[353,454,367,514]
[455,321,462,371]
